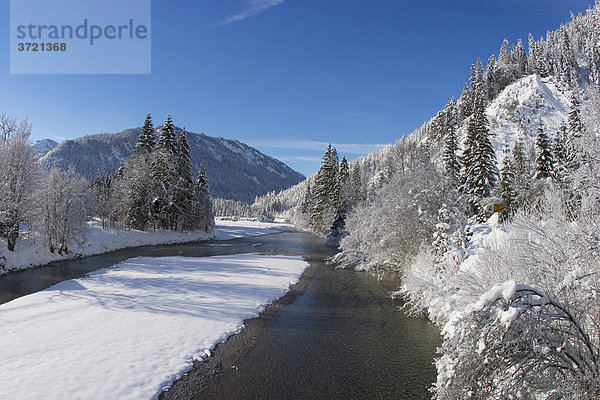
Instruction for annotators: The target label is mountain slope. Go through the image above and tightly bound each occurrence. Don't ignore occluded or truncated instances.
[40,128,304,203]
[32,139,59,157]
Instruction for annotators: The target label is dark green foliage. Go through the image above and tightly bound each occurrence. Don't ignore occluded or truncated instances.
[535,121,554,179]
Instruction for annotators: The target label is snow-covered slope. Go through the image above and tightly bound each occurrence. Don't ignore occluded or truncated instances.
[31,138,58,156]
[484,75,570,164]
[40,128,304,203]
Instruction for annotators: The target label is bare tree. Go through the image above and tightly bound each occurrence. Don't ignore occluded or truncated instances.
[0,113,18,145]
[0,121,38,251]
[38,168,88,254]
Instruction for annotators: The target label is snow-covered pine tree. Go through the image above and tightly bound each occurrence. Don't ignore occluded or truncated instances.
[498,38,515,89]
[566,94,585,172]
[553,124,568,182]
[151,115,179,229]
[349,162,365,206]
[134,113,156,155]
[513,39,528,77]
[173,128,194,231]
[300,184,312,214]
[192,164,215,232]
[461,81,498,221]
[499,141,516,215]
[457,83,472,121]
[535,121,554,179]
[326,156,350,247]
[310,144,339,234]
[484,55,499,101]
[442,98,461,185]
[156,115,177,154]
[432,203,452,268]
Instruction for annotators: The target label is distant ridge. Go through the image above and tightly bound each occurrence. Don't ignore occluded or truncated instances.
[40,127,304,203]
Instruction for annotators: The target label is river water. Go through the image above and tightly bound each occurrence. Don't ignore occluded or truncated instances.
[0,229,440,399]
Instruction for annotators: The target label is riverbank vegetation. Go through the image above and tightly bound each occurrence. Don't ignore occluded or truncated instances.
[243,4,600,398]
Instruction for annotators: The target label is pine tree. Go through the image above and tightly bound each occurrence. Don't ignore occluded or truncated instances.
[535,121,554,179]
[157,115,177,154]
[527,33,540,75]
[152,115,179,229]
[553,124,568,181]
[511,135,531,208]
[484,55,499,101]
[333,156,350,224]
[457,83,472,121]
[498,38,515,89]
[499,141,516,215]
[173,128,194,231]
[310,144,339,233]
[442,98,461,184]
[513,39,528,77]
[566,94,584,171]
[134,113,156,155]
[193,165,214,232]
[300,184,312,214]
[461,86,498,220]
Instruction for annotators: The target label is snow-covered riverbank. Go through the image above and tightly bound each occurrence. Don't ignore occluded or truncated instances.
[0,253,309,400]
[0,219,293,274]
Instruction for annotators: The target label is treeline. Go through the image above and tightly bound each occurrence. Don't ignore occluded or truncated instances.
[0,113,214,260]
[93,114,214,233]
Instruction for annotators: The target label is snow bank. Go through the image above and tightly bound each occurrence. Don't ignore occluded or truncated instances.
[0,219,293,274]
[0,253,309,400]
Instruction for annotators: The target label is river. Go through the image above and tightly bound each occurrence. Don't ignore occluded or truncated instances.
[0,229,440,399]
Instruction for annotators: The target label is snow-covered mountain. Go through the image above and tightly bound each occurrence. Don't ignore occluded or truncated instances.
[31,139,59,157]
[484,74,570,164]
[40,128,304,203]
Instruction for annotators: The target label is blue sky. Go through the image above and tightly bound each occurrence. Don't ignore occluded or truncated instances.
[0,0,593,176]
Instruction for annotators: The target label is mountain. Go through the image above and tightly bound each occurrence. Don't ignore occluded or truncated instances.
[32,139,59,157]
[40,128,304,203]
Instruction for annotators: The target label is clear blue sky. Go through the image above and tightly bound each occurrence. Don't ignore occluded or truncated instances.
[0,0,593,176]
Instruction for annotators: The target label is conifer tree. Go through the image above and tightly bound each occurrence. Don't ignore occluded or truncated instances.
[193,165,214,232]
[566,95,584,171]
[553,124,568,181]
[513,39,528,77]
[499,141,516,215]
[134,113,156,155]
[310,144,339,233]
[152,115,179,229]
[173,128,194,231]
[442,98,461,184]
[484,55,499,101]
[461,85,498,220]
[300,184,312,214]
[157,115,177,154]
[535,121,554,179]
[511,135,531,208]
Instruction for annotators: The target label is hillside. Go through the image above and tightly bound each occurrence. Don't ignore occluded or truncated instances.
[39,128,304,203]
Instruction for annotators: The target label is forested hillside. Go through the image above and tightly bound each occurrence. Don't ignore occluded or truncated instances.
[248,4,600,398]
[40,126,304,203]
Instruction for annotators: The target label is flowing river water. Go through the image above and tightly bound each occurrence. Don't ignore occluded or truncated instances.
[0,229,440,399]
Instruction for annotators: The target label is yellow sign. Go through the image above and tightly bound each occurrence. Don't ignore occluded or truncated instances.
[493,204,505,213]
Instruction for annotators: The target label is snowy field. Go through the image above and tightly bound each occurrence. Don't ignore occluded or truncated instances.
[0,219,293,274]
[0,253,309,400]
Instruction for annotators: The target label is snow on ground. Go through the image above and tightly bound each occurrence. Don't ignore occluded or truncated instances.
[0,253,309,400]
[485,74,570,165]
[0,219,293,274]
[215,218,294,240]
